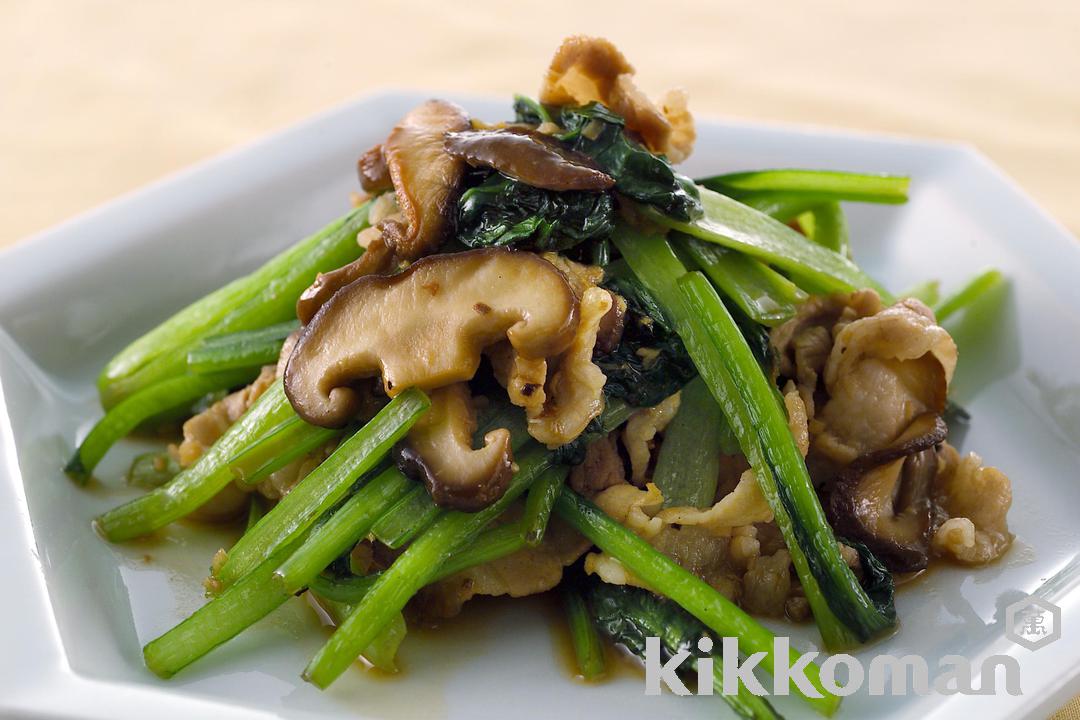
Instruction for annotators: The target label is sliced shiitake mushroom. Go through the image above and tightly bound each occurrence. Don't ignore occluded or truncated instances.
[357,144,392,193]
[383,99,471,260]
[444,128,614,192]
[296,195,407,324]
[396,383,514,511]
[594,290,627,355]
[294,232,398,325]
[284,248,580,427]
[828,413,948,572]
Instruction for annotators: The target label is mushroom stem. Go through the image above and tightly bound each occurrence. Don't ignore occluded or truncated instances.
[398,384,515,511]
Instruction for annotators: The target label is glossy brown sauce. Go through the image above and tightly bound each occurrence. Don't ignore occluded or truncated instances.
[305,593,404,681]
[298,565,944,686]
[538,591,644,684]
[422,592,642,683]
[308,589,643,684]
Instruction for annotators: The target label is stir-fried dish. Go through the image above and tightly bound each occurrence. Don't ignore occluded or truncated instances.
[69,36,1013,718]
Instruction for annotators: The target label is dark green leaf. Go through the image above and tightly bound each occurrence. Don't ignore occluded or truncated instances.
[839,538,897,625]
[596,271,697,408]
[511,94,552,125]
[584,579,782,720]
[456,172,615,251]
[556,103,702,221]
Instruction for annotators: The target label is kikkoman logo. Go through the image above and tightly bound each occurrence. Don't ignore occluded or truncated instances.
[644,595,1060,698]
[1005,595,1061,651]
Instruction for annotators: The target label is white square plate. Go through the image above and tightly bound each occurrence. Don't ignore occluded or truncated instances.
[2,92,1079,720]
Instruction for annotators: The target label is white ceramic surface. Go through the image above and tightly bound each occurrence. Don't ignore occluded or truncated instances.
[1,92,1079,720]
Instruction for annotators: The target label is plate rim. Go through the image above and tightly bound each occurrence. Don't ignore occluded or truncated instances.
[1,89,1078,720]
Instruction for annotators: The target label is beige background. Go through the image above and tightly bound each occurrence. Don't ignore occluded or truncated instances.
[2,0,1079,715]
[3,0,1079,247]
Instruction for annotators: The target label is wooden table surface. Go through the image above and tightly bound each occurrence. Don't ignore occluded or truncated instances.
[2,1,1078,716]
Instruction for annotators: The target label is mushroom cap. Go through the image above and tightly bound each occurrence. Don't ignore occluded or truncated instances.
[283,248,580,427]
[383,99,471,260]
[828,413,948,572]
[357,144,392,194]
[294,235,397,325]
[444,128,614,192]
